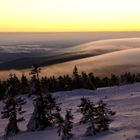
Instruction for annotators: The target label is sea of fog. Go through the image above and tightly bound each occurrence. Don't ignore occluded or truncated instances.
[1,32,140,63]
[1,32,140,79]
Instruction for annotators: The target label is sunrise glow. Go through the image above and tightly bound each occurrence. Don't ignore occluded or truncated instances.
[0,0,140,32]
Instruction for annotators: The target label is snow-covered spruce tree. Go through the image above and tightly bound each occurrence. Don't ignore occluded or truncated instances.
[95,100,115,132]
[57,110,74,140]
[45,93,61,125]
[1,85,26,138]
[27,64,61,131]
[78,98,115,135]
[78,97,97,136]
[27,91,61,131]
[27,95,52,131]
[27,64,49,131]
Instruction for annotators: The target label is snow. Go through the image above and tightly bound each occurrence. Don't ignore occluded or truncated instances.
[0,83,140,140]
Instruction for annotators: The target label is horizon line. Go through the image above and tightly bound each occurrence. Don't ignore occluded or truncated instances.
[1,31,140,33]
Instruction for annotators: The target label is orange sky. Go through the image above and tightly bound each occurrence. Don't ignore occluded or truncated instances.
[0,0,140,32]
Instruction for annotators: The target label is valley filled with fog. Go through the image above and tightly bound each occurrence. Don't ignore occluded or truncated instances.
[0,32,140,79]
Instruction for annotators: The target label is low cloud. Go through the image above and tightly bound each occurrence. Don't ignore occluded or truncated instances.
[0,44,53,54]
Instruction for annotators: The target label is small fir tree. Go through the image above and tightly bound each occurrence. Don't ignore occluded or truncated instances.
[95,100,115,132]
[72,66,81,89]
[45,93,61,125]
[57,110,74,140]
[79,97,115,136]
[27,96,51,131]
[78,97,97,136]
[21,74,28,88]
[1,85,26,138]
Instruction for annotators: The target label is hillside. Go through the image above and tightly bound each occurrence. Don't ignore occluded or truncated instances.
[0,83,140,140]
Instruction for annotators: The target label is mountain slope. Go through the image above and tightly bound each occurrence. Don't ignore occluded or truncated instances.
[0,83,140,140]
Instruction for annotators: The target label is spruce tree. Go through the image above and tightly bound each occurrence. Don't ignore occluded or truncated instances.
[27,64,50,131]
[45,93,61,125]
[95,100,115,132]
[20,74,29,95]
[27,64,61,131]
[72,66,81,89]
[110,74,119,86]
[81,72,89,89]
[78,98,115,135]
[21,74,28,88]
[27,96,51,131]
[0,80,6,100]
[81,72,96,89]
[57,110,74,140]
[1,85,26,138]
[78,97,97,135]
[88,73,97,89]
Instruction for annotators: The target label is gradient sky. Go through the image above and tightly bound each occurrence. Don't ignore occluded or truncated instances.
[0,0,140,32]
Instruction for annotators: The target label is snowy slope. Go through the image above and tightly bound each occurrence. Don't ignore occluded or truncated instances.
[0,83,140,140]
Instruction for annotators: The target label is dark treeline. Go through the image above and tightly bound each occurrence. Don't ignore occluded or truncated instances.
[0,66,140,100]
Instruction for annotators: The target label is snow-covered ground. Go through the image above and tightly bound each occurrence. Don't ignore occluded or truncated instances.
[0,83,140,140]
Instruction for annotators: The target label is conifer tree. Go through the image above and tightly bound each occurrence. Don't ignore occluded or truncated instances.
[1,85,26,138]
[81,72,89,89]
[27,64,50,131]
[110,74,119,86]
[45,93,61,125]
[64,74,73,90]
[21,74,28,88]
[27,64,61,131]
[78,98,115,135]
[0,80,5,100]
[88,73,97,89]
[81,72,96,89]
[72,66,81,89]
[7,74,20,96]
[57,110,74,140]
[20,74,29,95]
[78,97,97,135]
[95,100,115,132]
[27,96,51,131]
